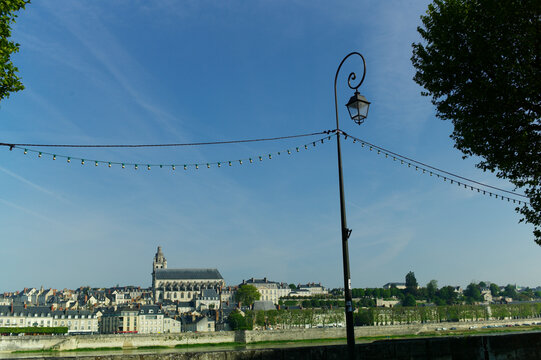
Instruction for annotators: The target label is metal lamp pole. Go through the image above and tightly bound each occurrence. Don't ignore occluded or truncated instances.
[333,52,370,360]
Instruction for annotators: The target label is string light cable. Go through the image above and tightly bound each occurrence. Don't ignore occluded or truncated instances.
[1,130,336,171]
[0,130,333,148]
[338,129,528,206]
[0,128,529,205]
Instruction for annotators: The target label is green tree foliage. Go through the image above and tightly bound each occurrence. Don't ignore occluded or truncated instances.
[356,297,375,308]
[255,311,266,327]
[0,0,29,102]
[227,310,246,330]
[490,283,500,296]
[426,280,438,301]
[464,283,484,303]
[412,0,541,244]
[288,284,297,290]
[227,310,254,330]
[437,286,459,305]
[353,309,374,326]
[503,284,518,299]
[405,271,418,294]
[402,294,417,307]
[351,288,365,298]
[235,284,261,306]
[0,326,68,334]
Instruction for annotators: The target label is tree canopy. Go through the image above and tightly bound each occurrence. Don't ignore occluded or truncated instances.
[405,271,418,290]
[464,283,483,303]
[411,0,540,244]
[402,294,417,307]
[235,284,261,306]
[0,0,29,102]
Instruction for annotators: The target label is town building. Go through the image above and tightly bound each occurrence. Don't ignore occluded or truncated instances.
[99,305,181,334]
[151,247,225,304]
[240,278,290,305]
[287,283,329,297]
[382,282,406,290]
[0,305,98,334]
[182,315,215,332]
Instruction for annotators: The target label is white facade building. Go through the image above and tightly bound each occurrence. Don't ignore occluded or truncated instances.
[240,278,291,305]
[0,305,98,334]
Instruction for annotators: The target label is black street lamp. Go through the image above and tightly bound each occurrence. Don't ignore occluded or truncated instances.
[333,52,370,360]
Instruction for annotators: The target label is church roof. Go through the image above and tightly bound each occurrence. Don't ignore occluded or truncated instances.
[155,268,223,280]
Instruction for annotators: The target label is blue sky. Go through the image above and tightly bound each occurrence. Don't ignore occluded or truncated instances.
[1,0,538,292]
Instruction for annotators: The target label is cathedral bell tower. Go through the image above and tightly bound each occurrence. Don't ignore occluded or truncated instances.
[152,246,167,298]
[153,246,167,270]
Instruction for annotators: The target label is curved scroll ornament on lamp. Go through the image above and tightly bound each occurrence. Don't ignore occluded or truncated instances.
[334,52,371,126]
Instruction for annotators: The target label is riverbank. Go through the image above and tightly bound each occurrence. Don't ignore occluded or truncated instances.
[3,331,541,360]
[1,318,540,354]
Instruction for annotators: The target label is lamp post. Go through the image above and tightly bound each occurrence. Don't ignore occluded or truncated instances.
[333,52,370,360]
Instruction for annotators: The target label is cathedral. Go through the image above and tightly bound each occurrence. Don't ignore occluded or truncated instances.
[151,246,225,303]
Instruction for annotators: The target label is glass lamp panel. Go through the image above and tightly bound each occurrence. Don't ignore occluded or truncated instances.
[357,100,369,119]
[346,93,370,123]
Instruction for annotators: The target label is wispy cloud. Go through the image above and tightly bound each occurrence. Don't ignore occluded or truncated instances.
[0,198,62,225]
[39,2,187,140]
[0,165,69,203]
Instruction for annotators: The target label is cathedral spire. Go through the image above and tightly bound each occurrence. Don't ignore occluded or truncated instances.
[153,246,167,270]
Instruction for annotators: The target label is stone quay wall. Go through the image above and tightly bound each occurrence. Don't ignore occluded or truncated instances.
[0,318,537,353]
[3,332,541,360]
